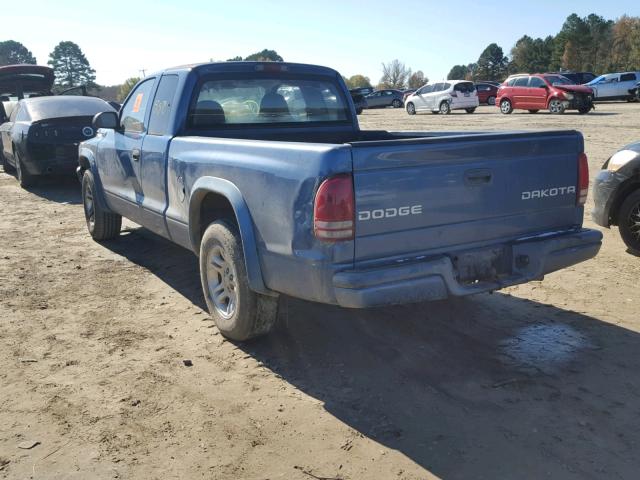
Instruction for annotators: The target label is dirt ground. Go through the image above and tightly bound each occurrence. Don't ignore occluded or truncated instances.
[1,102,639,480]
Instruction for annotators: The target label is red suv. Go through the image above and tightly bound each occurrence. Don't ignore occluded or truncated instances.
[496,74,594,114]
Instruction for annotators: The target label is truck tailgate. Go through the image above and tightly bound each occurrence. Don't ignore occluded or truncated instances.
[351,131,584,265]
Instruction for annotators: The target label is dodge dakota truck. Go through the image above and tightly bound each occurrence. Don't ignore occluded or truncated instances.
[77,61,602,341]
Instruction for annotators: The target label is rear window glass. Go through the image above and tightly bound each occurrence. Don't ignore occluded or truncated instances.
[621,73,637,82]
[454,82,475,93]
[26,97,113,122]
[189,75,350,128]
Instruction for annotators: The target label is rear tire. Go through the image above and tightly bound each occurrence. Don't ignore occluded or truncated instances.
[487,95,496,106]
[528,109,539,114]
[199,221,278,341]
[618,189,640,254]
[1,151,14,173]
[406,102,416,115]
[578,107,591,114]
[82,170,121,241]
[500,99,513,114]
[439,101,451,114]
[15,150,36,188]
[465,108,476,114]
[392,99,402,108]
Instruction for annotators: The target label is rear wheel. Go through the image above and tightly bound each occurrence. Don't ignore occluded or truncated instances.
[528,109,539,114]
[465,108,476,114]
[392,99,402,108]
[500,99,513,114]
[406,102,416,115]
[439,101,451,114]
[487,95,496,106]
[618,190,640,254]
[1,151,14,173]
[200,221,278,341]
[548,98,565,114]
[578,107,591,114]
[82,170,122,240]
[15,150,36,188]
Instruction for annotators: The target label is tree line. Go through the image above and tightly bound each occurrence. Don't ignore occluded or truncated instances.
[447,13,640,81]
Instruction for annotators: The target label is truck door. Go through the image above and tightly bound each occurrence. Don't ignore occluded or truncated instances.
[138,74,179,237]
[97,77,156,224]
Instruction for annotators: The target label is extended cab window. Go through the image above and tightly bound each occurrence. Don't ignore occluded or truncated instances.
[189,75,350,127]
[148,75,178,136]
[120,78,155,133]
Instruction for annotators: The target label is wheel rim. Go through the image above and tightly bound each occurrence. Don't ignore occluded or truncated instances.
[628,202,640,242]
[393,100,400,108]
[549,100,561,113]
[206,246,237,319]
[84,182,95,230]
[407,104,415,114]
[501,101,510,113]
[440,102,449,114]
[488,96,495,105]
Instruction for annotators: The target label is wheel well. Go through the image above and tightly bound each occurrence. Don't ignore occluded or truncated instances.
[78,156,90,172]
[610,179,640,226]
[196,192,238,250]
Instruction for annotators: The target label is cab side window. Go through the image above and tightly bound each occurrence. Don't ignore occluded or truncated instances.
[120,78,155,133]
[148,75,178,136]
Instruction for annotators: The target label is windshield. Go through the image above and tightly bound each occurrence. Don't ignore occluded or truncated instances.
[587,75,607,85]
[544,75,573,86]
[190,75,350,128]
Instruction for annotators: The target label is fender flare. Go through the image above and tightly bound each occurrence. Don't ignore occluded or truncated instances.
[188,176,272,296]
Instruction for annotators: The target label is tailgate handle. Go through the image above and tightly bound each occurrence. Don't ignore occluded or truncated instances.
[465,169,492,186]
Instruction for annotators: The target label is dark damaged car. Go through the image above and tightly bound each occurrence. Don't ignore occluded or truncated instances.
[1,96,115,187]
[593,141,640,254]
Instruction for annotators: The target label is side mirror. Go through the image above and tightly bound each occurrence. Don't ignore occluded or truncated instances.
[93,111,118,130]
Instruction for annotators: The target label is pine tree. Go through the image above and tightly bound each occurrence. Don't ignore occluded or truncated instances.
[47,41,96,90]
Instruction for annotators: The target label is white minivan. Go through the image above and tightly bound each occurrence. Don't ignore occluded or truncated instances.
[405,80,479,115]
[585,72,640,101]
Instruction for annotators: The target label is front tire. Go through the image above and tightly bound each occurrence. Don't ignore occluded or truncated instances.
[82,170,121,240]
[548,98,566,114]
[406,102,416,115]
[618,190,640,254]
[439,101,451,114]
[500,99,513,114]
[465,108,476,114]
[1,151,14,173]
[199,221,278,341]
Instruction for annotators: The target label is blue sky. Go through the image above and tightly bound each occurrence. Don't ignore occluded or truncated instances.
[4,0,637,85]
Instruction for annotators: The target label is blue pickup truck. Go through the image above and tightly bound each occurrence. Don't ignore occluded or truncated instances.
[77,61,602,340]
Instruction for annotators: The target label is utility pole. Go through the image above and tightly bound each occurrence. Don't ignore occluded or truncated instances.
[139,68,146,78]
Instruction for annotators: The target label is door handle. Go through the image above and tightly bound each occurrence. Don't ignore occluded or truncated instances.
[464,169,492,186]
[132,148,141,161]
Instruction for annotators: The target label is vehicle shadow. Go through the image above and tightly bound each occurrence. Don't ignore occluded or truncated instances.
[102,226,640,479]
[23,175,82,204]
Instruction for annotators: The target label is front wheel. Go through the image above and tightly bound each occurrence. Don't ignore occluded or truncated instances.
[465,108,476,114]
[618,190,640,254]
[392,99,402,108]
[200,221,278,341]
[548,98,566,114]
[406,102,416,115]
[82,170,121,240]
[1,151,14,173]
[439,101,451,114]
[500,99,513,114]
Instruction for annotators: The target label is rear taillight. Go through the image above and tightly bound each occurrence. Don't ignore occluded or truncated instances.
[578,152,589,206]
[313,174,355,241]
